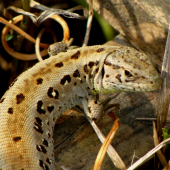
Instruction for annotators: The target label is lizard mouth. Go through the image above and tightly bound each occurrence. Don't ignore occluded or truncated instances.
[106,76,162,92]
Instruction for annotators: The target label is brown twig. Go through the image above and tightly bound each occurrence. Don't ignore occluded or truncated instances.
[85,114,125,169]
[163,159,170,170]
[15,0,31,51]
[153,121,167,167]
[1,15,48,60]
[35,28,47,62]
[1,14,70,60]
[49,15,70,43]
[35,28,58,61]
[2,25,47,60]
[0,54,12,71]
[156,21,170,142]
[93,113,125,170]
[0,16,49,48]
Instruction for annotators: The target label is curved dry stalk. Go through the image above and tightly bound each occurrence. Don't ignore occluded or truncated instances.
[35,28,58,62]
[35,14,70,61]
[83,111,126,170]
[35,28,47,62]
[163,160,170,170]
[1,15,48,60]
[153,121,167,167]
[49,15,70,43]
[93,113,126,170]
[0,15,49,48]
[1,14,70,60]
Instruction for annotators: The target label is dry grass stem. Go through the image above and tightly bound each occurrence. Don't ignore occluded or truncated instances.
[35,28,58,61]
[163,160,170,170]
[35,28,47,62]
[83,0,93,46]
[1,14,70,60]
[0,16,49,48]
[156,21,170,141]
[86,115,126,170]
[153,121,167,167]
[136,118,170,122]
[49,15,70,43]
[128,138,170,170]
[93,113,125,170]
[131,151,139,165]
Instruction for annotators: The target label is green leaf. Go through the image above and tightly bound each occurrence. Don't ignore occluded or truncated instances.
[162,128,170,140]
[5,34,13,41]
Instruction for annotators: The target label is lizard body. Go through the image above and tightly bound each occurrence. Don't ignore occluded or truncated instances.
[0,45,161,169]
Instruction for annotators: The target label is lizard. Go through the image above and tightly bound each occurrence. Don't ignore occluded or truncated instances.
[0,45,161,170]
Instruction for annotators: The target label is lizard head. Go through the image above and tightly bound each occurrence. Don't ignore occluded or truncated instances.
[95,47,162,93]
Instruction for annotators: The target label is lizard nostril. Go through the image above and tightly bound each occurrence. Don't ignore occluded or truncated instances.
[92,118,97,121]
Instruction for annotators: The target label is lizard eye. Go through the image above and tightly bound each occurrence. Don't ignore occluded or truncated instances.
[125,70,133,77]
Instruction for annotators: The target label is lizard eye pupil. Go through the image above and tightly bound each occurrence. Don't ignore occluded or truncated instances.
[125,70,133,77]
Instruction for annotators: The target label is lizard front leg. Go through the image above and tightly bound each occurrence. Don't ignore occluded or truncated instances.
[80,94,104,121]
[80,94,120,121]
[79,94,121,166]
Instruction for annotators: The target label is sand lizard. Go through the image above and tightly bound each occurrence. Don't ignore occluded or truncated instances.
[0,45,161,169]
